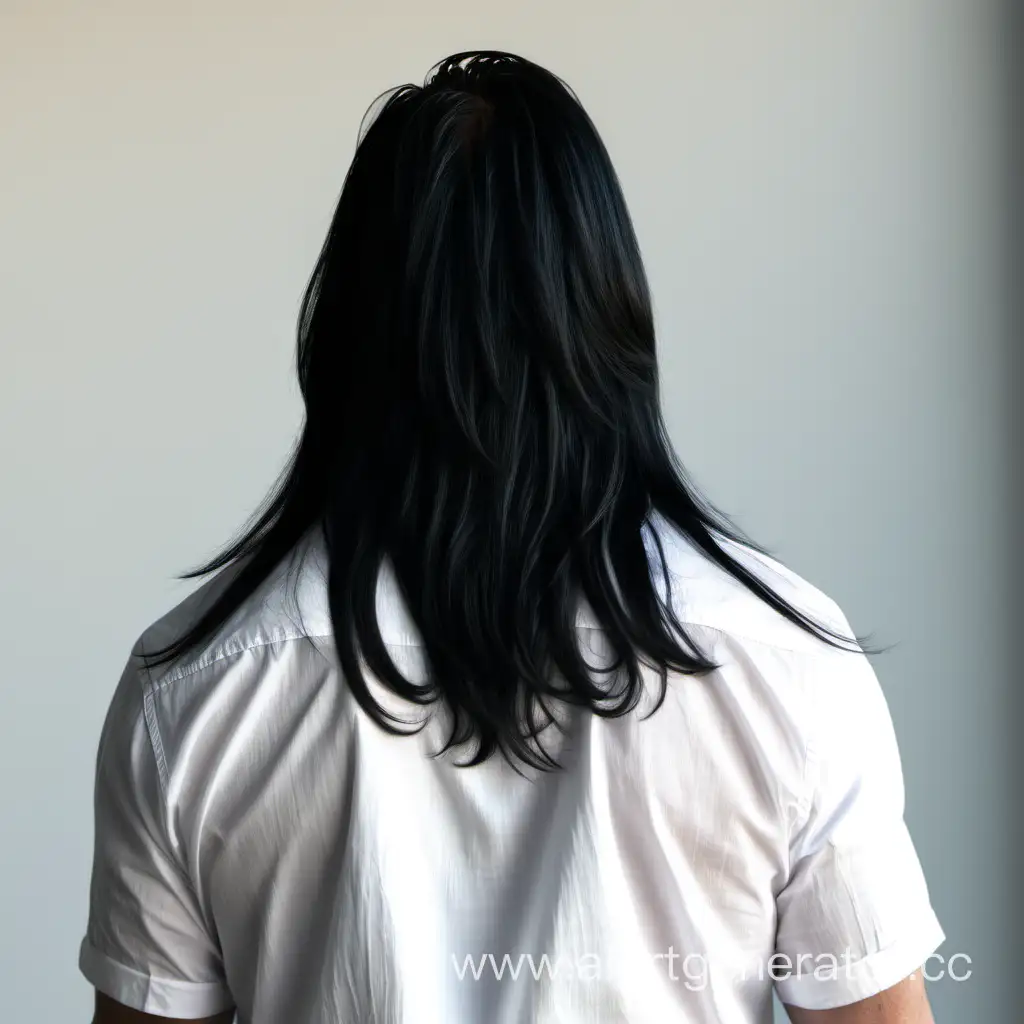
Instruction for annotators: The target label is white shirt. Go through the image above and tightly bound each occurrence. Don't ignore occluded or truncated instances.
[80,515,943,1022]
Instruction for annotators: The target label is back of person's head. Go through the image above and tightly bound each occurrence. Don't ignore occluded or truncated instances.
[145,51,856,769]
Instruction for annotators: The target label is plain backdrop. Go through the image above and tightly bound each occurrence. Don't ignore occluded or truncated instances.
[0,2,1017,1020]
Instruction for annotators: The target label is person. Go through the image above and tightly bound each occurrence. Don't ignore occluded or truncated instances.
[80,51,944,1024]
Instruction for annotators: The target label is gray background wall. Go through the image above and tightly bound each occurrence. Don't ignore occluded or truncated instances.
[0,2,1015,1020]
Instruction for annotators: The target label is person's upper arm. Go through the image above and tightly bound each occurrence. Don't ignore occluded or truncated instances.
[80,648,235,1020]
[773,641,944,1014]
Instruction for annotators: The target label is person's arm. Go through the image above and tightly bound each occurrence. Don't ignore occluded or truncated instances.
[785,970,934,1023]
[771,635,944,1013]
[93,991,235,1023]
[79,651,235,1020]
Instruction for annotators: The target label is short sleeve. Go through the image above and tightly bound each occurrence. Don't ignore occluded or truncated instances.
[79,650,235,1018]
[773,645,944,1011]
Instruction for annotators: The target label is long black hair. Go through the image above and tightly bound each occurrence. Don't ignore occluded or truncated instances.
[141,51,862,769]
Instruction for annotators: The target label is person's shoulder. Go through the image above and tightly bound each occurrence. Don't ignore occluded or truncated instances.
[638,512,853,657]
[132,530,336,690]
[635,515,881,770]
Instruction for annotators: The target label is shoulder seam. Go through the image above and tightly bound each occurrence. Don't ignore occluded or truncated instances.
[146,615,844,699]
[667,619,850,658]
[150,632,336,692]
[151,614,835,696]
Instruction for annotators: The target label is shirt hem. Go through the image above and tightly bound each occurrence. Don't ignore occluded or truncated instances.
[774,913,945,1010]
[79,937,234,1019]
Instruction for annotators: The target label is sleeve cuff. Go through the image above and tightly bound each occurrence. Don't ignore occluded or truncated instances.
[79,938,234,1019]
[774,911,946,1011]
